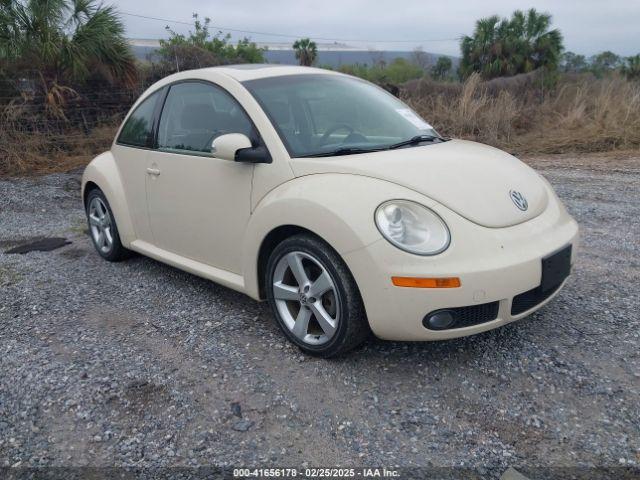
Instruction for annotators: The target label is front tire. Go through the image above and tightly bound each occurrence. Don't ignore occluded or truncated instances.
[265,234,369,357]
[85,188,130,262]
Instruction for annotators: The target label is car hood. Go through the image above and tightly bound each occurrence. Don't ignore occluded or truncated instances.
[289,139,548,228]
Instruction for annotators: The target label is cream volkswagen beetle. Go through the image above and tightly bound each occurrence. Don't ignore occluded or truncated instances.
[82,65,579,357]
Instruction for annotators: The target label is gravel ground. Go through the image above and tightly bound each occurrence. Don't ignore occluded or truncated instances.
[0,153,639,479]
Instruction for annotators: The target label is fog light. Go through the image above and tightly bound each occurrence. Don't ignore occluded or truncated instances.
[423,310,457,330]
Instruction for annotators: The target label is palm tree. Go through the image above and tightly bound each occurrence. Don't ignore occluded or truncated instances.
[0,0,137,97]
[460,9,563,79]
[460,15,501,78]
[293,38,317,66]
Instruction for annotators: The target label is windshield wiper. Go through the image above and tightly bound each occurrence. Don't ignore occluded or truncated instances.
[301,135,447,158]
[388,134,444,150]
[301,146,386,158]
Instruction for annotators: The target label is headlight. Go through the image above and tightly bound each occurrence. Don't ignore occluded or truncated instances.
[375,200,450,255]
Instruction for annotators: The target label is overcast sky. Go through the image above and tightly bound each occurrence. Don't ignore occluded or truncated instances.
[111,0,640,57]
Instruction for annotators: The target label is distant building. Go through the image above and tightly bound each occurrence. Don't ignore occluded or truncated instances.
[127,39,454,68]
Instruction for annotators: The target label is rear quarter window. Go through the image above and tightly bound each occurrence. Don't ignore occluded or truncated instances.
[117,90,162,148]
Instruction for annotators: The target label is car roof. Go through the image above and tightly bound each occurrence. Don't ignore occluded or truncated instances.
[178,64,342,83]
[137,65,346,105]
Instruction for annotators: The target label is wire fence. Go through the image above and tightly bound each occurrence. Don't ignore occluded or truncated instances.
[0,76,149,175]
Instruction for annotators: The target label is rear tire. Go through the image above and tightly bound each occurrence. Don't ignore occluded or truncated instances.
[85,188,131,262]
[265,234,370,357]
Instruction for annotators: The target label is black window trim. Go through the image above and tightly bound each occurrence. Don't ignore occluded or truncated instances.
[116,79,269,160]
[150,85,170,149]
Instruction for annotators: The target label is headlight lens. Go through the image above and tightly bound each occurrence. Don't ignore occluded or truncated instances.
[375,200,450,255]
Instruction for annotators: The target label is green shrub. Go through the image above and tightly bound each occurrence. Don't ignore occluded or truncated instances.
[157,14,265,71]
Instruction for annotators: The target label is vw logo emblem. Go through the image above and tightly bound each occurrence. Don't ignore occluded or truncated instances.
[509,190,528,211]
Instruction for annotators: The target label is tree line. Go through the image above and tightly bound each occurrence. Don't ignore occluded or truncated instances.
[1,0,639,113]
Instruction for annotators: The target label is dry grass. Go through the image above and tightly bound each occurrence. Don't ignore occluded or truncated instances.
[404,72,640,154]
[0,120,118,177]
[1,72,639,177]
[0,84,133,177]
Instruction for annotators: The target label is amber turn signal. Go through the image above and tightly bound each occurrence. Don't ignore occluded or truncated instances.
[391,276,461,288]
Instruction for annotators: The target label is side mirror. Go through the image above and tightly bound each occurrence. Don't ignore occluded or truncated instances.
[235,145,272,164]
[211,133,272,164]
[211,133,252,161]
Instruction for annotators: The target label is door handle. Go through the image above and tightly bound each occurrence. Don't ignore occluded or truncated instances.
[146,167,161,176]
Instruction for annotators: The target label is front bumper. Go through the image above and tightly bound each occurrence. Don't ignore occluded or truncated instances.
[343,188,579,341]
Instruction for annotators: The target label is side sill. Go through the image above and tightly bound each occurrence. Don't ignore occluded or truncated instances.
[129,240,246,294]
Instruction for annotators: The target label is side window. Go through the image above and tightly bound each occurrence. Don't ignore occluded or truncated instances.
[118,90,161,147]
[157,82,254,155]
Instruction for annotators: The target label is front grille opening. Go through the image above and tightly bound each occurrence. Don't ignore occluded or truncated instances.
[511,284,562,316]
[423,301,500,330]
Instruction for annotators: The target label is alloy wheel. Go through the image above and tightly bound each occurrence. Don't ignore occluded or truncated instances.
[272,251,340,345]
[88,197,114,254]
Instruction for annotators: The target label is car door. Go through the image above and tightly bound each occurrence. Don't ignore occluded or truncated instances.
[145,81,257,274]
[112,89,164,243]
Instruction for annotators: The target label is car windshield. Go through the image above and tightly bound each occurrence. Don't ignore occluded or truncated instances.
[242,74,442,158]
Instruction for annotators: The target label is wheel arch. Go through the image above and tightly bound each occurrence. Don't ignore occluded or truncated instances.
[81,151,136,246]
[255,225,327,300]
[82,181,100,208]
[242,174,414,301]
